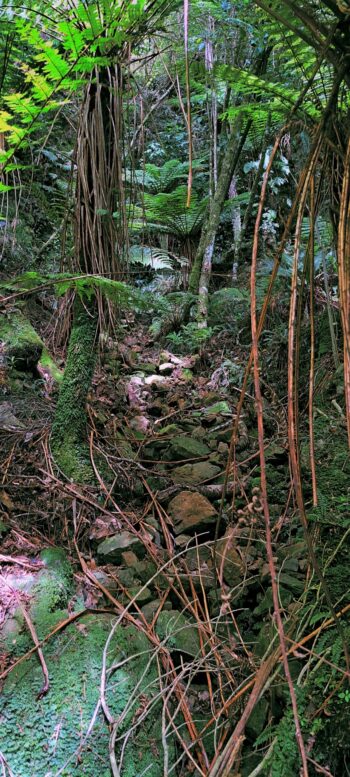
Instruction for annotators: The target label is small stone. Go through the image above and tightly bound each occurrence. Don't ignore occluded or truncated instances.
[191,426,206,440]
[174,534,192,548]
[167,436,210,461]
[97,531,150,564]
[141,599,172,620]
[218,442,229,455]
[185,544,212,571]
[156,610,200,656]
[172,462,220,485]
[167,491,217,534]
[215,427,233,443]
[144,375,168,387]
[158,362,175,375]
[126,376,145,409]
[128,586,153,604]
[121,551,139,567]
[0,403,25,431]
[208,452,222,464]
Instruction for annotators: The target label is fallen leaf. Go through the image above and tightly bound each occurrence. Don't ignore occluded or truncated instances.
[0,491,14,511]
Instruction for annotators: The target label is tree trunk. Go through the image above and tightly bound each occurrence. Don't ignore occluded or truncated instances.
[51,298,97,482]
[190,120,252,329]
[52,66,123,480]
[189,47,272,324]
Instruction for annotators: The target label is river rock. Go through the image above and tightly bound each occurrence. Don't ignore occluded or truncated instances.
[0,310,43,371]
[156,610,200,656]
[97,531,150,563]
[167,436,210,461]
[172,462,220,485]
[158,362,175,375]
[167,491,217,534]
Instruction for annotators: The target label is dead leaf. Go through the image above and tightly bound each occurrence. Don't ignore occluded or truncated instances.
[0,491,14,512]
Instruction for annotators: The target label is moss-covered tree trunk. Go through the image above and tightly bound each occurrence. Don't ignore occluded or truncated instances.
[51,299,97,481]
[52,66,122,481]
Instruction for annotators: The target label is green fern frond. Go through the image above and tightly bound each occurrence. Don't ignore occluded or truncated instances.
[124,158,205,194]
[129,244,188,270]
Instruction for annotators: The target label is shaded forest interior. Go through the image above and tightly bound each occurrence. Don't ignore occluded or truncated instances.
[0,1,350,776]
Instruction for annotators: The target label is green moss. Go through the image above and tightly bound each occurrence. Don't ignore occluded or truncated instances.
[0,308,61,382]
[39,347,63,382]
[51,299,98,482]
[1,553,74,656]
[0,310,43,370]
[0,616,174,777]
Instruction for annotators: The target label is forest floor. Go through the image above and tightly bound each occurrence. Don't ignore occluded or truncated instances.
[0,295,349,777]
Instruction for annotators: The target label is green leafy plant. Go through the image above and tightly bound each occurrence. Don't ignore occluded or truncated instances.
[166,322,214,353]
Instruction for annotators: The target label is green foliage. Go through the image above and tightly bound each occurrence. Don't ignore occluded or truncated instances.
[128,185,208,239]
[129,244,188,271]
[125,158,198,194]
[266,705,303,777]
[3,270,148,309]
[0,0,175,167]
[167,322,215,353]
[208,286,250,332]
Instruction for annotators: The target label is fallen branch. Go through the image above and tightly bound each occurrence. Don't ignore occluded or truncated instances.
[0,554,43,570]
[21,606,50,699]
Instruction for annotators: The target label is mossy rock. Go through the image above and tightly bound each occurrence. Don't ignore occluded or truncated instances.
[0,614,175,777]
[171,461,221,485]
[166,435,211,461]
[0,310,43,370]
[0,309,61,382]
[155,610,200,657]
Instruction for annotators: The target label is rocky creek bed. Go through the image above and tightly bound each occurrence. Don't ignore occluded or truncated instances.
[1,314,349,776]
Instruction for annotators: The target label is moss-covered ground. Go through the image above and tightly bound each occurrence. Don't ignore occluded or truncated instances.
[1,549,172,777]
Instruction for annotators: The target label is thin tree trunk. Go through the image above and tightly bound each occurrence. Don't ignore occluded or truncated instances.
[189,47,272,324]
[192,120,252,327]
[229,175,241,281]
[189,119,252,296]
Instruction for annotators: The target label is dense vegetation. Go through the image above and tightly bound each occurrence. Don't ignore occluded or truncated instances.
[0,1,349,776]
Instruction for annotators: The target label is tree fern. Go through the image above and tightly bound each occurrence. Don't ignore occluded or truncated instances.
[0,0,175,169]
